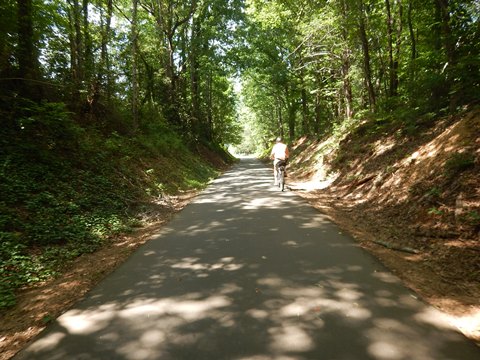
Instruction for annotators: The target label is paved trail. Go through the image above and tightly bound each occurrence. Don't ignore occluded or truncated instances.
[15,159,479,360]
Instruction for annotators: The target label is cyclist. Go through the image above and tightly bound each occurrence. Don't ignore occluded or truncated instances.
[270,137,289,185]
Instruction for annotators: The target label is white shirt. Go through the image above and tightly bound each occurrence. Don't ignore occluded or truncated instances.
[271,143,289,160]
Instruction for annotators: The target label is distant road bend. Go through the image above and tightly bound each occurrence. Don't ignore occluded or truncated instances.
[14,158,480,360]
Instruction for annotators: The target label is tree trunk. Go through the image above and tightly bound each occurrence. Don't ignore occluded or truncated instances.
[206,70,213,141]
[166,33,176,105]
[285,87,297,141]
[407,0,416,61]
[66,0,84,107]
[342,53,353,118]
[392,0,402,97]
[358,0,376,111]
[100,0,113,103]
[288,103,296,141]
[340,0,353,118]
[73,0,83,87]
[385,0,395,97]
[314,89,321,135]
[190,13,202,138]
[131,0,139,131]
[299,65,309,134]
[82,0,93,82]
[16,0,41,99]
[385,0,403,97]
[276,97,284,139]
[434,0,458,111]
[301,87,309,134]
[435,0,456,67]
[141,56,155,105]
[407,0,416,88]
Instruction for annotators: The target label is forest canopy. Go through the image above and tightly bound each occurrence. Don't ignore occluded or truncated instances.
[1,0,247,144]
[237,0,479,152]
[1,0,479,147]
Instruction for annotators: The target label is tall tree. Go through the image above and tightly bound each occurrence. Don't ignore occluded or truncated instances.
[131,0,139,130]
[358,0,376,111]
[16,0,41,99]
[340,0,354,118]
[99,0,114,102]
[65,0,86,106]
[385,0,402,97]
[142,0,197,125]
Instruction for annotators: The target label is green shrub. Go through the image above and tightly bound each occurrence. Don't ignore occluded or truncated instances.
[0,98,223,310]
[465,211,480,226]
[444,152,475,175]
[0,233,45,309]
[428,207,443,216]
[426,187,441,199]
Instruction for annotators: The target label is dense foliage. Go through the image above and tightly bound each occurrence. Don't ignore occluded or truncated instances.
[0,95,228,309]
[235,0,480,153]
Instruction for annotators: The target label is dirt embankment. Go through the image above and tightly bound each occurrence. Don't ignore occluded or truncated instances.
[290,107,480,344]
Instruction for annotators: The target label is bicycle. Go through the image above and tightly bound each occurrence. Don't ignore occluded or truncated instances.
[275,159,287,191]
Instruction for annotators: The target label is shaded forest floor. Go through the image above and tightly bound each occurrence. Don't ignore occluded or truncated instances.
[1,109,479,359]
[289,106,480,345]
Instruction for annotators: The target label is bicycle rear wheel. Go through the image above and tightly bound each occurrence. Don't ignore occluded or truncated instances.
[278,168,285,191]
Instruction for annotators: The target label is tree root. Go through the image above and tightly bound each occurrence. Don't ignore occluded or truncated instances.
[371,240,420,254]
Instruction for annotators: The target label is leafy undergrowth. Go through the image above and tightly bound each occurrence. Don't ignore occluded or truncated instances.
[289,105,480,342]
[0,99,234,311]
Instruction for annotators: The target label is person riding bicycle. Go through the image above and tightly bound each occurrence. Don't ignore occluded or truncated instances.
[270,137,289,185]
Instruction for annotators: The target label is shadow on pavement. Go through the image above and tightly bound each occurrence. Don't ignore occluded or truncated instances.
[14,159,480,360]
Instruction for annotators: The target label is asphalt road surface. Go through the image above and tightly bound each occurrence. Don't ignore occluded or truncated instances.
[14,158,480,360]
